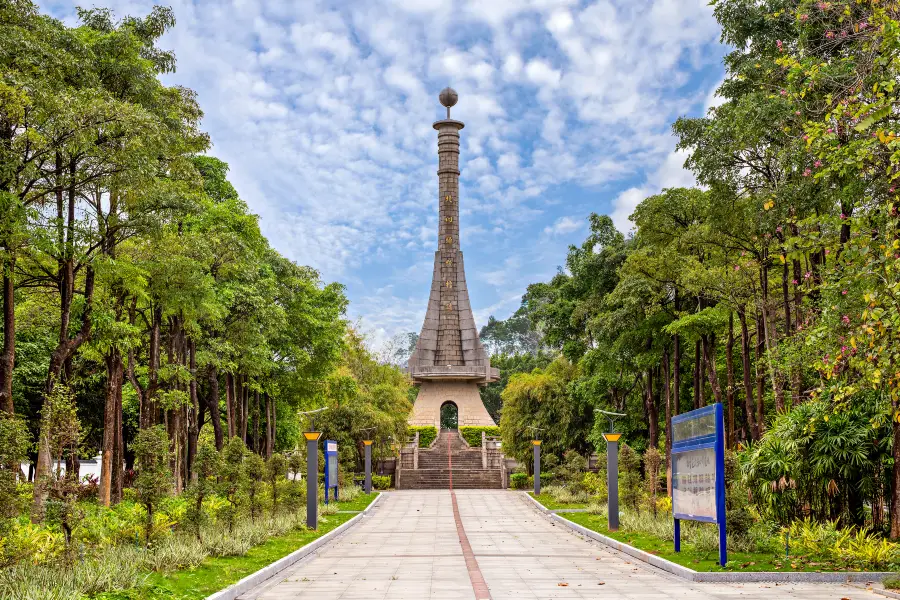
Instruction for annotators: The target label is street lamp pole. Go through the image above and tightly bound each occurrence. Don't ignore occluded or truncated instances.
[597,409,626,532]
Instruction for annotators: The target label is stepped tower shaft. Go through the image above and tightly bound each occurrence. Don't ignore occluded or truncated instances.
[407,88,498,429]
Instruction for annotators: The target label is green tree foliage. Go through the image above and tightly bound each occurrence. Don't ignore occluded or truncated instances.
[0,414,29,519]
[316,330,411,470]
[184,442,220,540]
[1,0,349,521]
[265,453,286,515]
[243,452,265,523]
[219,437,246,532]
[499,357,592,465]
[131,425,171,546]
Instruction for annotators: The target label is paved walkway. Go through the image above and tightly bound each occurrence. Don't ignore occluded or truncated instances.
[242,490,873,599]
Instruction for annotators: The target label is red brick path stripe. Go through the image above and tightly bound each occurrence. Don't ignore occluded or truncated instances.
[448,432,493,600]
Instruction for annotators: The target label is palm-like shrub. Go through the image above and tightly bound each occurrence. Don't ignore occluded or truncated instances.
[740,398,890,528]
[132,426,173,546]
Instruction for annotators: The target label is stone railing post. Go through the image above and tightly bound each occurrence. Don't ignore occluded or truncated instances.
[481,431,487,468]
[414,432,419,470]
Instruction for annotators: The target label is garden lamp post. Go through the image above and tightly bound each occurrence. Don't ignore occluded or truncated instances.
[299,407,328,529]
[597,409,626,532]
[360,426,376,494]
[527,426,544,495]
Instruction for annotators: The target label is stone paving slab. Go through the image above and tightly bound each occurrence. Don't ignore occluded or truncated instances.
[240,490,878,600]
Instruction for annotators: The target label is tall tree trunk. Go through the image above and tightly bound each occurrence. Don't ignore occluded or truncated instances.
[225,372,235,438]
[207,365,223,450]
[187,339,199,482]
[755,312,766,434]
[644,368,659,448]
[693,340,701,410]
[100,349,123,506]
[240,377,249,443]
[265,393,274,459]
[738,309,758,441]
[726,314,735,449]
[112,356,124,504]
[253,390,260,454]
[33,265,95,517]
[663,347,672,496]
[673,334,681,417]
[0,260,14,414]
[702,334,723,406]
[891,415,900,539]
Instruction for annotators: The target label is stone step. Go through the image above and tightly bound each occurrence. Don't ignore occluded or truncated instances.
[396,468,503,490]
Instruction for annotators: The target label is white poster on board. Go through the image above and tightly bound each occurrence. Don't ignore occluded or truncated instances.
[672,448,717,520]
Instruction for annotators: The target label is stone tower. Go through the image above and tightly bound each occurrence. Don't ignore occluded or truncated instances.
[407,88,499,429]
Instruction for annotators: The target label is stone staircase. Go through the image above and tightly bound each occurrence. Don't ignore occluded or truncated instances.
[397,429,503,489]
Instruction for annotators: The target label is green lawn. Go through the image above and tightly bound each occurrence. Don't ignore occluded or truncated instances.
[528,492,587,510]
[97,494,378,600]
[563,512,844,573]
[333,491,379,512]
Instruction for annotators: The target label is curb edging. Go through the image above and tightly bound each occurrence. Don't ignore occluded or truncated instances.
[206,492,383,600]
[522,492,894,584]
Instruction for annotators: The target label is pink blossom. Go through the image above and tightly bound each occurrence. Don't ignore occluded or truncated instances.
[803,134,809,141]
[873,132,879,137]
[817,1,828,9]
[842,315,851,324]
[776,225,783,233]
[780,89,787,96]
[734,265,740,271]
[805,272,812,279]
[860,22,868,30]
[842,346,848,352]
[800,14,809,22]
[796,111,801,116]
[825,248,830,254]
[814,160,823,167]
[803,168,812,177]
[792,279,798,285]
[842,290,848,295]
[826,128,833,133]
[777,40,784,51]
[891,187,896,193]
[841,213,847,219]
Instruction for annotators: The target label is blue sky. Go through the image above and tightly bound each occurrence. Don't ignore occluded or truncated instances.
[42,0,726,350]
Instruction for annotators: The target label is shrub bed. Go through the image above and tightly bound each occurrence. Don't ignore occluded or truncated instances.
[407,426,437,448]
[459,426,500,447]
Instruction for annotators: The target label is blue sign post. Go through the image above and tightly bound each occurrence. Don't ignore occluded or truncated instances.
[671,403,727,566]
[324,440,339,504]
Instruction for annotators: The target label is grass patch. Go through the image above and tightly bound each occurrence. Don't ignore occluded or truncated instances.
[563,512,849,573]
[96,494,377,599]
[333,491,379,512]
[528,492,587,510]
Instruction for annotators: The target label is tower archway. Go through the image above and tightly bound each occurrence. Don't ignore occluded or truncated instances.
[440,401,459,430]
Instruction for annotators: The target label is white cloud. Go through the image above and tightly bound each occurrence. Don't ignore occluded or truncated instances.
[39,0,724,342]
[544,215,583,236]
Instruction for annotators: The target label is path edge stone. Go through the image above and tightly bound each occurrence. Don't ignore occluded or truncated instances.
[521,492,894,584]
[206,492,383,600]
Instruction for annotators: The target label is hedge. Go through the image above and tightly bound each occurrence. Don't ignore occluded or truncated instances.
[459,426,501,447]
[408,425,437,448]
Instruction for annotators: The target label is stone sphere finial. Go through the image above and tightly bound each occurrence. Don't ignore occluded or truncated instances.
[439,87,458,108]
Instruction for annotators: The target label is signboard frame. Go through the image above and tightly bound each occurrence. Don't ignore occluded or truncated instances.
[324,440,339,504]
[671,403,726,566]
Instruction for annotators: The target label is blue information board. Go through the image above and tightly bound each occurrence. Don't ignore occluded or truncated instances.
[671,403,726,565]
[324,440,338,504]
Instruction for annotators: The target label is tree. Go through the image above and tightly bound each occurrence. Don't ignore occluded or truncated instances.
[132,425,171,546]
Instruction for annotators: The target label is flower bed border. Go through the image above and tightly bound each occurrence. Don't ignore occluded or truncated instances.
[206,492,382,600]
[523,492,894,584]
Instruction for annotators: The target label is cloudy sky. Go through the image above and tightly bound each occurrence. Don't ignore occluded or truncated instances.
[42,0,726,349]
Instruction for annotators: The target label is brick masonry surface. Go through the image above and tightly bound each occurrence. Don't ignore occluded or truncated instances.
[410,381,495,428]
